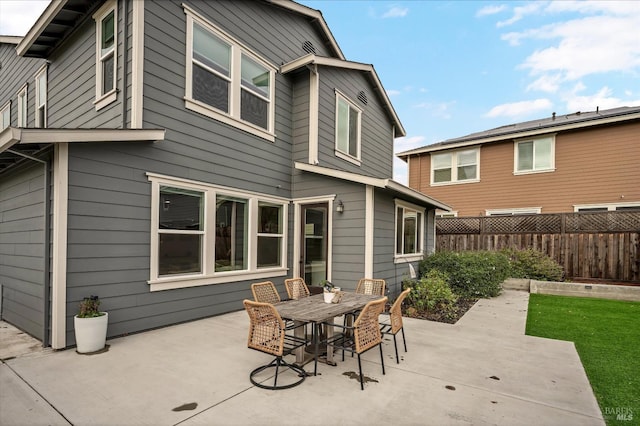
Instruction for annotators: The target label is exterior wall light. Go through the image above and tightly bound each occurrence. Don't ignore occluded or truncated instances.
[336,200,344,213]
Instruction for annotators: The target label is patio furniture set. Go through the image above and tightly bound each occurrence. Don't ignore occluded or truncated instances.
[243,279,411,390]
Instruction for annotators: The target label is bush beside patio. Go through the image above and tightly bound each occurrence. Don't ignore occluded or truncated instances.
[403,249,564,323]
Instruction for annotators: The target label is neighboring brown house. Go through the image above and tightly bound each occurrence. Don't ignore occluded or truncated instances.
[397,106,640,217]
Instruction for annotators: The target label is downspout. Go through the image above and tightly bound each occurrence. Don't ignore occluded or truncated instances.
[6,149,52,347]
[121,0,129,129]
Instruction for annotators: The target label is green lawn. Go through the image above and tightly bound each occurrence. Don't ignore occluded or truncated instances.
[526,294,639,426]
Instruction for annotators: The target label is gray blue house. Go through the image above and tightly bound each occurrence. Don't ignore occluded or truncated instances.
[0,0,449,349]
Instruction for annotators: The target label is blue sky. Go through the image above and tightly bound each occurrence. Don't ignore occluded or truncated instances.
[2,1,639,184]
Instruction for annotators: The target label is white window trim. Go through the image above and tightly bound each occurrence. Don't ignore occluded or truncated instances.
[183,5,276,142]
[430,148,480,186]
[0,101,10,130]
[147,173,288,291]
[292,195,335,281]
[93,0,118,110]
[574,202,640,212]
[17,84,28,127]
[394,199,426,263]
[34,65,47,128]
[513,135,556,175]
[485,207,542,216]
[436,210,458,218]
[334,89,362,166]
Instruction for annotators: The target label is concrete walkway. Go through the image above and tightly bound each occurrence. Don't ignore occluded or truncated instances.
[0,290,604,426]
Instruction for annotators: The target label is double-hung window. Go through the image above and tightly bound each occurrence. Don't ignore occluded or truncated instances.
[395,201,425,260]
[0,102,9,130]
[514,136,555,174]
[335,91,361,164]
[17,85,27,127]
[94,0,117,110]
[184,6,275,141]
[149,174,287,291]
[35,66,47,128]
[431,148,479,185]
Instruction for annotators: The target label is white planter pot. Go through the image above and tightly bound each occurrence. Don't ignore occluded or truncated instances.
[323,288,341,303]
[74,312,108,353]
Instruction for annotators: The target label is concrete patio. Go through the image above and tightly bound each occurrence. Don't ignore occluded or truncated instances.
[0,290,604,426]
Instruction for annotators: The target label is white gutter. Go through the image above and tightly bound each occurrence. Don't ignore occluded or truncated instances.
[0,128,165,152]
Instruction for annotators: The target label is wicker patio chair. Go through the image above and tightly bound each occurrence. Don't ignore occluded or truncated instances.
[243,300,308,390]
[251,281,281,304]
[284,278,310,300]
[325,296,388,390]
[355,278,386,296]
[380,288,411,364]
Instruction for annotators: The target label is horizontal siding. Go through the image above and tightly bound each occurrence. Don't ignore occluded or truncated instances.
[411,122,640,216]
[291,74,311,164]
[316,66,394,179]
[47,4,124,129]
[0,164,46,340]
[0,43,46,128]
[60,0,341,343]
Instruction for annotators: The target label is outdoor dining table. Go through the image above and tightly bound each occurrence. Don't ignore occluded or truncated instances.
[274,292,382,366]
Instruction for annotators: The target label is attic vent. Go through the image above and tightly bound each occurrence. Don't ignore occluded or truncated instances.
[302,41,316,55]
[357,91,368,105]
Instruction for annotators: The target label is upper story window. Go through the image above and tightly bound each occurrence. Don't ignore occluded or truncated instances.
[148,173,288,291]
[485,207,541,216]
[574,202,640,212]
[1,102,10,130]
[514,136,555,174]
[35,66,47,128]
[335,91,361,165]
[17,84,27,127]
[94,0,118,110]
[431,148,479,185]
[395,200,424,261]
[184,6,275,142]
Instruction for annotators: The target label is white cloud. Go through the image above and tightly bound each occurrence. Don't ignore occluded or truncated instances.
[394,135,426,154]
[497,3,543,28]
[382,6,408,19]
[0,1,50,36]
[526,74,562,93]
[562,85,640,112]
[485,99,553,118]
[386,89,401,97]
[476,5,507,18]
[412,101,456,119]
[520,16,640,80]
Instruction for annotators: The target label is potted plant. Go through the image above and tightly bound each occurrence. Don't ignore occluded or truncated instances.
[320,280,341,303]
[73,295,108,354]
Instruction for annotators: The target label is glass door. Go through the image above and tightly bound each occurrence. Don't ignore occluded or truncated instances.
[301,203,328,286]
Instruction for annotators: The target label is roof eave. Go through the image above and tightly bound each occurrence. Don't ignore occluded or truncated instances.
[268,0,345,60]
[294,162,450,210]
[16,0,68,57]
[1,127,166,153]
[397,110,640,158]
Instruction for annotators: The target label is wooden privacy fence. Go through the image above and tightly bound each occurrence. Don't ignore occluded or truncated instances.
[436,211,640,282]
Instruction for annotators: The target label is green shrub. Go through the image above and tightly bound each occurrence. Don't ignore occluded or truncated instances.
[420,250,510,298]
[502,248,564,281]
[405,270,458,319]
